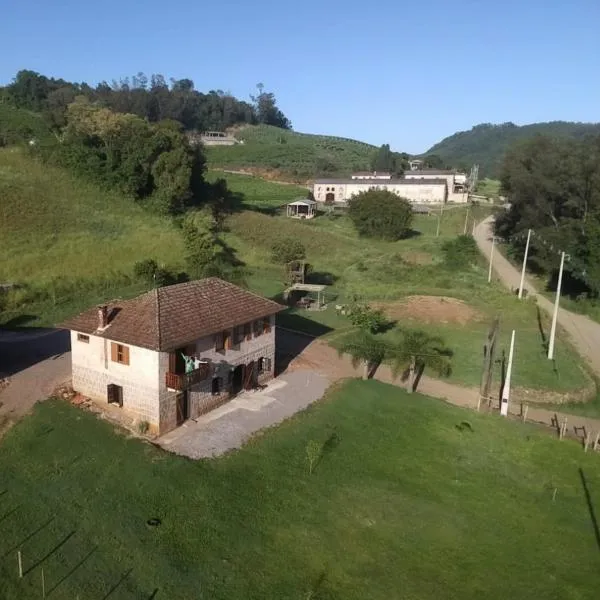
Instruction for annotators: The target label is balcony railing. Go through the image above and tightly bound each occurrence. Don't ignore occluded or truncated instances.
[166,365,210,391]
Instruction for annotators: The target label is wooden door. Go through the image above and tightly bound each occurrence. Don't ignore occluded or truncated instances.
[243,361,255,390]
[176,392,189,425]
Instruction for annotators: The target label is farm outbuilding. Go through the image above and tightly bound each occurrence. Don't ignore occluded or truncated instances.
[286,199,317,219]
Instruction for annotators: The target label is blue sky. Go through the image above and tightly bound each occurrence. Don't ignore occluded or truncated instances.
[1,0,598,153]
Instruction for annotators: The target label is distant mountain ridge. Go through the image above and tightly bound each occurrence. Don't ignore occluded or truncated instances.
[425,121,600,178]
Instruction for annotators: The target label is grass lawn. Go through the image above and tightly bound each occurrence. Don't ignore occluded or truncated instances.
[1,380,600,599]
[205,124,376,180]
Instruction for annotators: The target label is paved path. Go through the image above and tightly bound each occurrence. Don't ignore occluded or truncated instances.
[158,371,330,458]
[474,217,600,376]
[0,329,70,433]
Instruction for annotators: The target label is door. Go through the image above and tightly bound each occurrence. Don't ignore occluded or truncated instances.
[231,365,244,395]
[107,384,123,407]
[176,391,189,425]
[243,361,256,390]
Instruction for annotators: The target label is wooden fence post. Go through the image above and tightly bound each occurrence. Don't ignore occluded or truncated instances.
[584,431,591,452]
[17,550,22,578]
[560,418,568,440]
[594,432,600,451]
[522,404,528,422]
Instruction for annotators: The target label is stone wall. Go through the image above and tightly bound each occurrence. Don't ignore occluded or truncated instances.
[70,331,161,430]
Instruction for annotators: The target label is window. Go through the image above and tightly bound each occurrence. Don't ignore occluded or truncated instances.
[263,316,272,334]
[258,357,272,374]
[233,325,244,345]
[110,343,129,365]
[215,332,224,351]
[253,320,262,337]
[77,333,89,343]
[243,322,252,341]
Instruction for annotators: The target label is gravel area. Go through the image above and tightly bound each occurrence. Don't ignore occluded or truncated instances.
[158,370,330,459]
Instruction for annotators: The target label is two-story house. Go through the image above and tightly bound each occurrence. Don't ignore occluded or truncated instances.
[60,278,283,435]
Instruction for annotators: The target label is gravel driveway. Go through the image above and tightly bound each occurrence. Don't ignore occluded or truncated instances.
[158,370,330,459]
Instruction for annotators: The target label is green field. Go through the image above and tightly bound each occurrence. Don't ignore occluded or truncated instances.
[205,124,376,179]
[1,380,600,599]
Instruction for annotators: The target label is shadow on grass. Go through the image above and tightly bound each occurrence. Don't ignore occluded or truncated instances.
[101,567,133,599]
[3,516,55,558]
[48,546,97,596]
[0,505,20,525]
[536,305,548,352]
[24,530,76,575]
[579,468,600,554]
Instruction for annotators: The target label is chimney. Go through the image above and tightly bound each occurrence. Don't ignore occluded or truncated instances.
[98,305,108,329]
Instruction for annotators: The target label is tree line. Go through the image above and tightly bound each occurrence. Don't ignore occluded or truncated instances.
[496,133,600,297]
[0,70,291,133]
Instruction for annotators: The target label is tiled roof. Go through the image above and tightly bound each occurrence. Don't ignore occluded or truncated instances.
[60,278,283,351]
[405,169,456,175]
[313,178,448,185]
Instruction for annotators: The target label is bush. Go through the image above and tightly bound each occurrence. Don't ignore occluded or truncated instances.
[441,235,479,270]
[348,190,413,240]
[133,259,159,282]
[346,303,389,334]
[271,239,306,264]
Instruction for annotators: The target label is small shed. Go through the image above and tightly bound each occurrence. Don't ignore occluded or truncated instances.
[283,283,327,310]
[286,199,317,219]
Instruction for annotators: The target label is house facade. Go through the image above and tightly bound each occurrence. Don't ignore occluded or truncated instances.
[404,170,468,202]
[313,177,449,205]
[61,278,282,435]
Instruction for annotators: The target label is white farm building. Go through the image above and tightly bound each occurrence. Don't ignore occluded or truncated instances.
[313,170,468,206]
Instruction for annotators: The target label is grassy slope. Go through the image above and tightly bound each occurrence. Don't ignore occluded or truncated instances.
[425,121,600,178]
[0,148,184,324]
[1,380,600,599]
[216,186,584,393]
[205,124,376,179]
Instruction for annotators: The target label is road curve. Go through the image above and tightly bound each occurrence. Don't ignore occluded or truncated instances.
[474,217,600,377]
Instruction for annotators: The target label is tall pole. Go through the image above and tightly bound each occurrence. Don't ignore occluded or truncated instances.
[488,236,495,283]
[518,229,532,299]
[548,251,565,360]
[500,330,516,416]
[436,206,441,237]
[463,204,470,235]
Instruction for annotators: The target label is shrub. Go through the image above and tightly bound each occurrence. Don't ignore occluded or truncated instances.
[137,420,150,435]
[306,440,323,474]
[346,303,389,334]
[133,259,159,282]
[348,190,413,240]
[441,235,479,270]
[271,239,306,264]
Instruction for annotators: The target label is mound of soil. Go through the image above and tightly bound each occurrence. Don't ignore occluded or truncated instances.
[374,296,483,325]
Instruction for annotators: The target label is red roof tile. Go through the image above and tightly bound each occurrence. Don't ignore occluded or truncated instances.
[60,278,283,351]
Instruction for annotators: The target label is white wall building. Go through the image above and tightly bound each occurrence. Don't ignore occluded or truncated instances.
[404,169,468,203]
[351,171,392,180]
[61,278,282,435]
[313,178,449,205]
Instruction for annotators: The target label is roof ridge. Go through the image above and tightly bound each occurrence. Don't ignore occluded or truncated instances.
[155,287,162,351]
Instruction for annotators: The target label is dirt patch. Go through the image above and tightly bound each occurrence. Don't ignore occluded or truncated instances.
[373,296,484,326]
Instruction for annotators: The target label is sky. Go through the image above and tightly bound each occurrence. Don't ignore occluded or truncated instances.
[1,0,599,153]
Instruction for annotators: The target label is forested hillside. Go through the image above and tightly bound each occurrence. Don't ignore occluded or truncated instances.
[426,121,600,177]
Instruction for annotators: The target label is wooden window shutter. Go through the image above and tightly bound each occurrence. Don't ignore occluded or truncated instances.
[107,384,117,404]
[110,343,118,362]
[169,352,177,373]
[224,330,232,350]
[263,316,271,334]
[215,332,224,351]
[265,357,272,373]
[244,322,252,341]
[122,345,130,365]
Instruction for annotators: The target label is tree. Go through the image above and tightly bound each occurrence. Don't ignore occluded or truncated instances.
[348,189,413,240]
[371,144,394,172]
[181,210,222,278]
[389,329,452,393]
[345,302,389,334]
[252,83,291,129]
[271,239,306,264]
[338,332,390,380]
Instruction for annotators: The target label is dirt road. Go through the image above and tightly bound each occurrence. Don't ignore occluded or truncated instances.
[474,217,600,377]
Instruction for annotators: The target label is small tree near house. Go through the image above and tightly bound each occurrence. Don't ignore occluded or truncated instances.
[338,332,389,380]
[389,329,453,393]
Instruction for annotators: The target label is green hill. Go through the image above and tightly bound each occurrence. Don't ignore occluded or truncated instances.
[0,102,55,146]
[426,121,600,178]
[205,124,377,181]
[0,148,185,324]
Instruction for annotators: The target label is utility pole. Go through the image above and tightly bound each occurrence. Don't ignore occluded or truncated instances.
[488,236,495,283]
[518,229,532,299]
[463,204,470,235]
[500,330,516,417]
[436,203,443,237]
[548,251,565,360]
